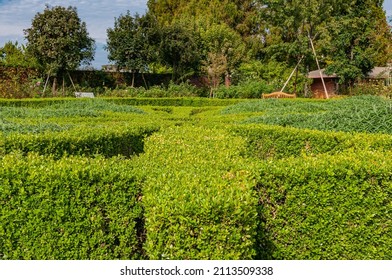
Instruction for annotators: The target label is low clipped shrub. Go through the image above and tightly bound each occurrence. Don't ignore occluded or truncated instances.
[231,124,392,160]
[1,124,159,158]
[0,97,242,108]
[0,153,144,259]
[136,126,259,259]
[255,150,392,259]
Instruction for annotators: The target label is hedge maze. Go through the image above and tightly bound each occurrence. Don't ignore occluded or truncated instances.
[0,96,391,259]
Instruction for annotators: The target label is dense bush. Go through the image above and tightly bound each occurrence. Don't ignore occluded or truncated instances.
[136,126,259,259]
[102,81,207,98]
[1,124,158,158]
[350,81,392,98]
[231,124,392,160]
[215,80,275,99]
[0,97,242,108]
[0,153,144,259]
[255,151,392,259]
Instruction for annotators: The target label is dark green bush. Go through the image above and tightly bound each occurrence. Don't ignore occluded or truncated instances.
[0,153,144,259]
[255,151,392,259]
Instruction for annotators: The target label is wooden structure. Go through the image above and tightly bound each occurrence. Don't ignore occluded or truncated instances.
[308,67,391,97]
[262,92,297,99]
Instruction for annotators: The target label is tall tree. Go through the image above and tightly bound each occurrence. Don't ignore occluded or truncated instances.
[261,0,392,87]
[200,23,246,88]
[159,22,201,81]
[321,0,392,85]
[106,12,151,87]
[147,0,262,40]
[24,5,95,93]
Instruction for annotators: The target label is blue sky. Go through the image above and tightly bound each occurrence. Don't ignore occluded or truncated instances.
[0,0,148,68]
[0,0,391,69]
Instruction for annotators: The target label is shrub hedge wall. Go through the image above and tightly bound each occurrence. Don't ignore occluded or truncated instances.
[0,153,144,259]
[0,97,242,108]
[135,126,259,259]
[255,151,392,259]
[232,124,392,160]
[0,124,159,158]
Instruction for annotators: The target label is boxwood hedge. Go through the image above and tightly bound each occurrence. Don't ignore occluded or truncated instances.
[135,125,259,260]
[0,153,144,260]
[255,151,392,259]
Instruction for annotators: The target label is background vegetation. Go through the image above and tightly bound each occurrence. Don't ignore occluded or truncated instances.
[1,1,391,98]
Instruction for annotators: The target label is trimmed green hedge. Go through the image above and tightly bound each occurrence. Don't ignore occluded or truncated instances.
[232,124,392,160]
[0,153,144,259]
[255,151,392,259]
[136,126,259,259]
[0,97,243,108]
[0,124,159,158]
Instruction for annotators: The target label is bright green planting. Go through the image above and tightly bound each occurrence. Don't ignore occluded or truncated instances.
[1,124,158,158]
[224,96,392,134]
[232,124,392,160]
[255,150,392,259]
[136,126,259,259]
[1,96,392,260]
[0,153,144,260]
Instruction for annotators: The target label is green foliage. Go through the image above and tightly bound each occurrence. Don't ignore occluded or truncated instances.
[2,97,392,260]
[0,41,39,68]
[225,96,392,134]
[159,23,201,81]
[0,97,242,108]
[106,12,151,83]
[136,126,258,259]
[24,5,95,75]
[1,124,157,158]
[231,123,392,160]
[147,0,261,38]
[0,153,144,259]
[255,150,392,259]
[215,80,274,99]
[200,23,246,76]
[321,1,392,84]
[104,82,207,98]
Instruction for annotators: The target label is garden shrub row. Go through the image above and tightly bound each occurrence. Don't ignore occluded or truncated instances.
[232,124,392,160]
[135,125,259,259]
[255,150,392,259]
[0,97,243,108]
[0,124,159,158]
[0,153,144,259]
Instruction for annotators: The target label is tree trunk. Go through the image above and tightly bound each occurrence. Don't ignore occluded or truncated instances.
[52,77,57,96]
[62,76,65,96]
[225,73,231,88]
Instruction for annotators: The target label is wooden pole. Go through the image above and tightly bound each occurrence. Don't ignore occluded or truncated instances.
[43,74,50,94]
[280,55,304,92]
[309,35,329,99]
[67,72,77,92]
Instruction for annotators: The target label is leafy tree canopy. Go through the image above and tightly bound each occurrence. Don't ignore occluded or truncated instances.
[24,5,95,76]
